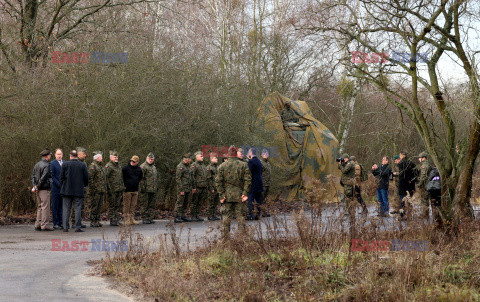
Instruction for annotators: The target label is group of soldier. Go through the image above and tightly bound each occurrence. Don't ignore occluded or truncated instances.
[31,144,272,237]
[174,146,272,238]
[338,151,441,223]
[31,147,162,231]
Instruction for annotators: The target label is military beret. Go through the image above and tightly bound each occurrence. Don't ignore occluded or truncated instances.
[147,152,155,158]
[194,151,203,157]
[109,150,118,156]
[40,149,51,156]
[393,155,400,160]
[342,153,350,159]
[183,153,191,159]
[418,151,428,158]
[130,155,140,162]
[228,145,238,157]
[76,147,87,153]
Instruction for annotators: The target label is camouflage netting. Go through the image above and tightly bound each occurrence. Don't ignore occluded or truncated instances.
[255,92,342,201]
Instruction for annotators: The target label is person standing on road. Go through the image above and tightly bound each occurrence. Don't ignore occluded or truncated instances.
[246,148,263,220]
[372,156,392,217]
[259,149,271,217]
[70,147,88,229]
[350,156,368,214]
[338,153,355,216]
[190,151,208,222]
[206,154,221,221]
[105,151,124,226]
[31,149,53,231]
[215,146,251,239]
[88,151,106,227]
[394,151,416,219]
[139,153,158,224]
[122,155,143,226]
[174,153,193,223]
[50,148,64,229]
[60,150,89,232]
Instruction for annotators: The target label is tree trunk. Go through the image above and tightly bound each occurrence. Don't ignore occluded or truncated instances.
[452,120,480,221]
[20,0,39,66]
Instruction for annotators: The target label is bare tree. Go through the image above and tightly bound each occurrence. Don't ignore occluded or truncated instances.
[301,0,480,224]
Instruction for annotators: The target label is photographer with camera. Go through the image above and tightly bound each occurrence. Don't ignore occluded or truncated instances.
[337,153,356,216]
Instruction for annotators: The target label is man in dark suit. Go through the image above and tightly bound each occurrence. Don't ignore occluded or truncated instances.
[246,148,263,220]
[61,150,89,232]
[50,148,64,229]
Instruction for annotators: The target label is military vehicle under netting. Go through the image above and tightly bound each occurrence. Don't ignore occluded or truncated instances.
[255,92,342,202]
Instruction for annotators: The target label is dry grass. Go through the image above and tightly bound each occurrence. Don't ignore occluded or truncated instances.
[100,199,480,302]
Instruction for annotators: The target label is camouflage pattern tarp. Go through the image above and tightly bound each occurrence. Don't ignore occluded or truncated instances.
[255,92,342,201]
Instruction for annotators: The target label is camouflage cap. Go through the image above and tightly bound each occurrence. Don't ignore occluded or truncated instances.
[349,155,356,162]
[342,153,350,159]
[147,152,155,158]
[76,147,87,153]
[109,150,118,156]
[418,151,428,158]
[194,151,203,157]
[183,153,191,159]
[40,149,51,156]
[237,147,244,154]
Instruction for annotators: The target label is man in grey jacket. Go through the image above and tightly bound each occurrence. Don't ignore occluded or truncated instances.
[31,149,53,231]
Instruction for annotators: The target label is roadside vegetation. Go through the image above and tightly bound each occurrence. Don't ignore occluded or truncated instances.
[101,191,480,301]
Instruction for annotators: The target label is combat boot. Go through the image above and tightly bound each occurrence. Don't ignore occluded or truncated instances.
[192,216,204,222]
[208,216,221,221]
[174,217,185,223]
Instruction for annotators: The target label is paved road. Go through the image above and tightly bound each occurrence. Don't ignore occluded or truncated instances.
[0,218,226,302]
[1,204,475,302]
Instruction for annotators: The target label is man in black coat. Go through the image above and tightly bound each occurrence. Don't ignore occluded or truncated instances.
[246,148,263,220]
[122,155,143,225]
[394,151,417,218]
[372,156,392,217]
[61,150,89,232]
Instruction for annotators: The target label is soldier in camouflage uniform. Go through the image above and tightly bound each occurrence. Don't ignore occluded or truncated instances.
[88,151,106,227]
[390,155,401,214]
[338,153,356,216]
[215,146,251,239]
[280,100,300,124]
[260,149,271,217]
[71,147,87,228]
[190,151,208,221]
[105,151,124,226]
[350,156,368,214]
[417,151,433,218]
[174,153,193,223]
[139,153,158,224]
[206,153,221,221]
